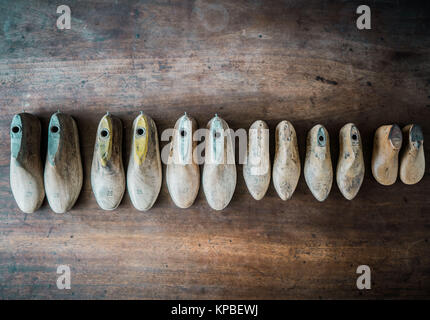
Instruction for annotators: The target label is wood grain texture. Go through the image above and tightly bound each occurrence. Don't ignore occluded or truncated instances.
[0,0,429,299]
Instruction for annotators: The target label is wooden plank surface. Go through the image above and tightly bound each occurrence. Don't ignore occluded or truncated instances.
[0,0,429,299]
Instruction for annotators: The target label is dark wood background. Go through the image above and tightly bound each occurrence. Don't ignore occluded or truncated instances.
[0,0,429,299]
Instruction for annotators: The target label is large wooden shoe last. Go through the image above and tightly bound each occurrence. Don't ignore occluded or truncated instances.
[400,124,425,185]
[371,124,402,186]
[336,123,365,200]
[304,124,333,202]
[44,112,83,213]
[202,115,236,210]
[243,120,270,200]
[10,113,45,213]
[272,120,300,200]
[127,112,162,211]
[91,112,125,210]
[166,113,200,208]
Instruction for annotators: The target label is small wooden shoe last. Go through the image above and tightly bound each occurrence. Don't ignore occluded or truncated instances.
[10,113,45,213]
[304,124,333,201]
[166,113,200,208]
[202,115,236,210]
[127,112,162,211]
[272,120,300,200]
[336,123,365,200]
[400,124,425,185]
[44,112,83,213]
[243,120,270,200]
[91,113,125,210]
[371,124,402,186]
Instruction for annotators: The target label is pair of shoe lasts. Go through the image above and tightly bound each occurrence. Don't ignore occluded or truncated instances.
[242,120,300,201]
[91,112,162,211]
[168,113,237,211]
[305,123,366,201]
[372,124,425,186]
[10,112,83,213]
[168,113,238,211]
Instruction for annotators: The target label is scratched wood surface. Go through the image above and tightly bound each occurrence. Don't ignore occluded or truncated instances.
[0,0,429,299]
